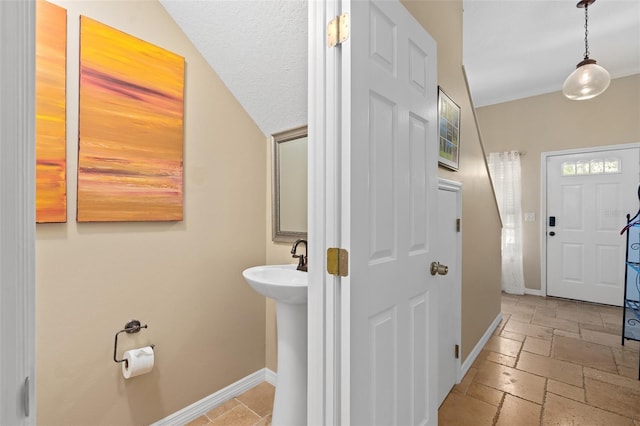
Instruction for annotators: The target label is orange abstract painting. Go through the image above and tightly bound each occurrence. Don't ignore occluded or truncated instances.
[36,0,67,223]
[77,17,185,222]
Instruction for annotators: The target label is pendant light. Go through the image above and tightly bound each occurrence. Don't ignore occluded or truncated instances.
[562,0,610,100]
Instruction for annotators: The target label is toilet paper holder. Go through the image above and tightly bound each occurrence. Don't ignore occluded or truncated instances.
[113,319,154,368]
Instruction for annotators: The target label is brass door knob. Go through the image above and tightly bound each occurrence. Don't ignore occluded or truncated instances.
[430,262,449,276]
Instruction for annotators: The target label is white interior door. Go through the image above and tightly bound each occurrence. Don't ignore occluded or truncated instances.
[342,1,439,424]
[546,147,640,305]
[437,180,462,407]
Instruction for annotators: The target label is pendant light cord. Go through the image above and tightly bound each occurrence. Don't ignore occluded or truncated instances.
[584,3,590,60]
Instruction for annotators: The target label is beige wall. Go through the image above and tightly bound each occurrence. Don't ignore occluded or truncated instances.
[478,74,640,292]
[36,1,267,425]
[403,1,503,361]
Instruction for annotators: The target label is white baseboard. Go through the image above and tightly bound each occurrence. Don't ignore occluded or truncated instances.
[458,312,503,382]
[265,368,277,386]
[151,368,277,426]
[525,288,543,297]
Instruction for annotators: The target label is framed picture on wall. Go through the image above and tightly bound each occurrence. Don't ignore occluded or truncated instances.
[438,87,461,171]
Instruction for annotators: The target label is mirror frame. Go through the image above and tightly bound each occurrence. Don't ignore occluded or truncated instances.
[272,125,308,243]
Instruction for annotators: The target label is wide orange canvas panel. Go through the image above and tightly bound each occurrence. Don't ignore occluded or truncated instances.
[77,17,185,222]
[36,0,67,223]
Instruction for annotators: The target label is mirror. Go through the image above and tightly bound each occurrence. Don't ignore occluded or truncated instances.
[272,125,308,242]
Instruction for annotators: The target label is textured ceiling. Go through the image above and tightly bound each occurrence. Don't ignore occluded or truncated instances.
[159,0,307,137]
[160,0,639,136]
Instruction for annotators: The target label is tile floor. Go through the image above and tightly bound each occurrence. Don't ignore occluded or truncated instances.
[185,382,274,426]
[186,293,640,426]
[440,293,640,425]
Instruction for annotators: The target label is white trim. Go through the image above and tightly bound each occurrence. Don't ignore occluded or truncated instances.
[524,288,543,297]
[540,142,640,299]
[265,368,277,386]
[150,369,276,426]
[0,1,36,425]
[437,178,463,385]
[539,153,548,298]
[541,142,640,159]
[307,1,339,424]
[458,313,503,381]
[339,1,352,424]
[438,178,462,192]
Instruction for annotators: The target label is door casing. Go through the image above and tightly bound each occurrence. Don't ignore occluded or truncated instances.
[437,178,462,405]
[0,0,37,424]
[540,142,640,299]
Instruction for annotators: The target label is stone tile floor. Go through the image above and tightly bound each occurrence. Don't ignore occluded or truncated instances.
[186,293,640,425]
[185,382,274,426]
[440,293,640,425]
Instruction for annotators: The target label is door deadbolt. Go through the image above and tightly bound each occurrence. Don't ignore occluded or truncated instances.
[430,262,449,276]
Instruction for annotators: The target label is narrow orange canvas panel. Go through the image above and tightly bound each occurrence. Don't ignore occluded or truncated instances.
[36,0,67,223]
[77,17,185,222]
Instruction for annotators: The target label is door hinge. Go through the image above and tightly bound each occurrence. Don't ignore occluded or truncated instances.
[327,13,350,48]
[456,218,461,232]
[454,344,460,359]
[327,248,349,277]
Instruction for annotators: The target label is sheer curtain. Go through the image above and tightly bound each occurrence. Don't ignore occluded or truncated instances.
[488,151,526,295]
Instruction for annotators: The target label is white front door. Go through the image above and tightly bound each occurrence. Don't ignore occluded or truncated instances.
[342,1,439,424]
[546,147,640,305]
[437,180,462,407]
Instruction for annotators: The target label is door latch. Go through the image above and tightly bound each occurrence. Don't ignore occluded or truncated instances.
[430,262,449,276]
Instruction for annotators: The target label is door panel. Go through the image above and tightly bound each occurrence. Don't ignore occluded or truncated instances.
[346,0,438,424]
[561,243,583,282]
[369,92,396,262]
[597,245,619,285]
[597,183,621,230]
[409,115,429,253]
[562,185,583,229]
[410,293,429,423]
[546,147,639,305]
[370,307,397,424]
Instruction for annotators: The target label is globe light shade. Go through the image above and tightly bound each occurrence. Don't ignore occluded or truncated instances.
[562,58,611,100]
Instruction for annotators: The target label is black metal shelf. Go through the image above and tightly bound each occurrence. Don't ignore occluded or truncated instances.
[621,214,640,380]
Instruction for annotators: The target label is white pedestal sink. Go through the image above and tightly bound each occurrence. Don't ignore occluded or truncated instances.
[242,264,307,426]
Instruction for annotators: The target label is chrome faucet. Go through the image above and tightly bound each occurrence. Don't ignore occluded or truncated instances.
[291,239,308,272]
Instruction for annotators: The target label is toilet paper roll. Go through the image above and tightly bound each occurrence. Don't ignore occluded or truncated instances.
[122,346,154,379]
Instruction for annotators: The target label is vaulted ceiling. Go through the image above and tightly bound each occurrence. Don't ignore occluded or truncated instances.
[160,0,640,136]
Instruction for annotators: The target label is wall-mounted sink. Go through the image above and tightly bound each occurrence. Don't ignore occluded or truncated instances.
[242,264,307,426]
[242,264,307,304]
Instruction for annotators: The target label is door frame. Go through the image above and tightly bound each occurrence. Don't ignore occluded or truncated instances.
[540,142,640,298]
[437,178,463,384]
[308,0,341,424]
[0,0,36,424]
